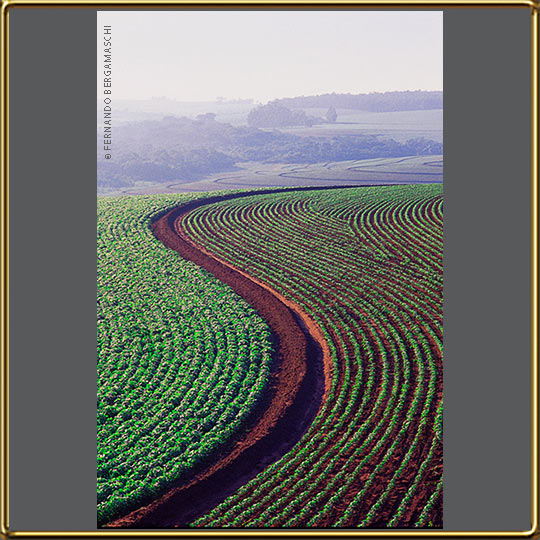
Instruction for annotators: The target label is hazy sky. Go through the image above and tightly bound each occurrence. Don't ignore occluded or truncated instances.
[97,11,442,102]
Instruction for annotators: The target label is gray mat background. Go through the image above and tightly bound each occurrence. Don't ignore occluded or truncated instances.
[8,8,532,532]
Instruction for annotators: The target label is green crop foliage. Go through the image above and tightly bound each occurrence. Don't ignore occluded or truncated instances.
[97,184,443,528]
[184,185,443,528]
[97,194,272,525]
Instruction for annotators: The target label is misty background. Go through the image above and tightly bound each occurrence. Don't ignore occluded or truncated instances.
[97,11,443,195]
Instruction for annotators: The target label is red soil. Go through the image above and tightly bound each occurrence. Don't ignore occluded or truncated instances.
[182,191,443,528]
[105,189,334,528]
[104,186,442,529]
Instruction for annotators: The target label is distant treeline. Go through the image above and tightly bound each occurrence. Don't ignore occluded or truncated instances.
[271,90,443,112]
[98,114,442,190]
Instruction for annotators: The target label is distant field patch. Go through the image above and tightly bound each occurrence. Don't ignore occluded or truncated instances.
[279,109,443,143]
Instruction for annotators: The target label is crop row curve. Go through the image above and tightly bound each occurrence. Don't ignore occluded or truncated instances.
[106,186,347,527]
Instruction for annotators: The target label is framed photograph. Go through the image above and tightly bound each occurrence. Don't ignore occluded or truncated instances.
[1,1,537,537]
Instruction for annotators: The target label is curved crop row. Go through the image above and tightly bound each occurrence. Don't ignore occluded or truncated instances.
[182,184,443,528]
[97,194,273,525]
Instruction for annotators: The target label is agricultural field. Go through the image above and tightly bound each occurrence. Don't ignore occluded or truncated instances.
[114,155,442,196]
[97,184,443,528]
[276,109,443,143]
[97,194,274,525]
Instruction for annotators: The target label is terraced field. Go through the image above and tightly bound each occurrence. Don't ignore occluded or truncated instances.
[97,184,443,528]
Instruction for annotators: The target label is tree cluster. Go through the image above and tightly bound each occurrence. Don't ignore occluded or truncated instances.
[247,102,322,128]
[271,90,443,112]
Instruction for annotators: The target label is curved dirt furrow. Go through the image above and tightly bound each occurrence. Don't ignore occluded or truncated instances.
[106,190,332,528]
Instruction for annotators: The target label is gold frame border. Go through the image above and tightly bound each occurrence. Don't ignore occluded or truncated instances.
[0,1,538,538]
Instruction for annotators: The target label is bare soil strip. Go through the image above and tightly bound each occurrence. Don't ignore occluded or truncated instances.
[105,188,338,528]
